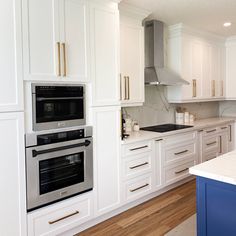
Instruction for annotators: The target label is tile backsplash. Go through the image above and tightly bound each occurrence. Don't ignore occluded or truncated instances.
[123,86,219,127]
[219,101,236,117]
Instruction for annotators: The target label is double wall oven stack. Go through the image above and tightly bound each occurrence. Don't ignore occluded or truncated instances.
[26,84,93,211]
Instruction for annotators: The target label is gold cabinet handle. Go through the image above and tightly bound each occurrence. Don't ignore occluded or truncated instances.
[129,145,148,151]
[212,80,216,97]
[206,141,217,146]
[124,76,127,100]
[174,150,188,155]
[219,136,222,153]
[229,125,232,142]
[221,80,224,97]
[129,162,149,170]
[175,168,189,174]
[62,42,67,77]
[48,210,79,224]
[57,42,61,76]
[206,129,216,133]
[120,74,122,101]
[192,79,197,97]
[130,183,149,192]
[127,76,130,100]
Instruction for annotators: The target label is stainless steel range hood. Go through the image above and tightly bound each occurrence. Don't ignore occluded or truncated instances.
[144,20,189,86]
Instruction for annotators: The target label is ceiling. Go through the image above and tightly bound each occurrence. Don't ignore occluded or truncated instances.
[122,0,236,37]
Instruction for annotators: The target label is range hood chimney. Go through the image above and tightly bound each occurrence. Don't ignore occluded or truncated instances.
[144,20,189,86]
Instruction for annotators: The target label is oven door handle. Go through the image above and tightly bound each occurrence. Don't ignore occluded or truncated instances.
[32,140,91,157]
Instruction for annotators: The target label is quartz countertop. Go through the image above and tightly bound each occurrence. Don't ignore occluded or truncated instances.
[189,150,236,186]
[121,117,236,145]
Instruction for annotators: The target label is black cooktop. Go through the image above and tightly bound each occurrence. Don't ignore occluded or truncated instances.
[140,124,193,133]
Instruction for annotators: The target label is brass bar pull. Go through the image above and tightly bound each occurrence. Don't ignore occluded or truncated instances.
[130,183,149,192]
[120,74,122,101]
[212,80,216,97]
[192,79,197,97]
[174,150,188,155]
[124,76,127,100]
[229,125,232,142]
[221,127,227,130]
[206,129,216,133]
[175,168,189,174]
[130,145,148,151]
[129,162,149,170]
[62,42,67,77]
[127,76,130,100]
[57,42,61,76]
[219,136,222,153]
[206,141,217,146]
[155,139,163,142]
[48,211,79,224]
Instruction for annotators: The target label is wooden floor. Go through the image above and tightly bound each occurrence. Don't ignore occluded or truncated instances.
[77,180,196,236]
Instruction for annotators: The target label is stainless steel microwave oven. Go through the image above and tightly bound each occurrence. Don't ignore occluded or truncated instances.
[32,84,86,131]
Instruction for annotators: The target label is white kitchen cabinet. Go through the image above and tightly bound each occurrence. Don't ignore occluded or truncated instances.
[226,37,236,99]
[0,112,27,236]
[119,8,146,107]
[167,24,225,103]
[22,0,89,82]
[90,1,120,106]
[92,106,121,216]
[0,0,23,112]
[228,122,235,151]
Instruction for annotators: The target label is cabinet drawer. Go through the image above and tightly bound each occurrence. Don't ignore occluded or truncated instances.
[122,152,152,180]
[28,195,92,236]
[123,174,152,201]
[164,142,196,165]
[202,151,218,163]
[122,140,152,157]
[202,136,219,153]
[165,131,196,147]
[164,160,195,186]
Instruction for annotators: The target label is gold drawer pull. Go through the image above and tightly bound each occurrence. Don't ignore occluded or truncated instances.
[206,141,217,146]
[221,127,227,130]
[192,79,197,97]
[174,150,188,155]
[130,183,149,192]
[62,42,67,77]
[130,145,148,151]
[129,162,149,170]
[127,76,130,100]
[57,42,61,76]
[212,80,216,97]
[206,129,216,133]
[175,168,189,174]
[48,210,79,225]
[155,138,163,142]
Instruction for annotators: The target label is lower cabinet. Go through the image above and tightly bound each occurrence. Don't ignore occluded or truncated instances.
[28,193,93,236]
[0,112,27,236]
[92,106,121,215]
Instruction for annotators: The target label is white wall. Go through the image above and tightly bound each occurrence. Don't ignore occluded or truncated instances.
[123,86,219,127]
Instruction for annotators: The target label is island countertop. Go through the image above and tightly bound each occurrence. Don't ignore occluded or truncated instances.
[189,150,236,186]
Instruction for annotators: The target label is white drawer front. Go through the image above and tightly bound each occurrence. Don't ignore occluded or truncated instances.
[28,196,92,236]
[203,135,219,153]
[122,140,152,157]
[164,142,196,165]
[122,152,152,180]
[124,174,152,201]
[164,160,195,186]
[165,131,196,147]
[202,151,218,163]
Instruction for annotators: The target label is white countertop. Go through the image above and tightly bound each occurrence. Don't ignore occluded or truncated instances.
[122,117,236,145]
[189,151,236,186]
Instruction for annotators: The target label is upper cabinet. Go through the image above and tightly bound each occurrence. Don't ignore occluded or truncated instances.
[119,4,149,107]
[0,0,23,112]
[22,0,89,82]
[167,24,226,103]
[89,1,120,107]
[226,37,236,99]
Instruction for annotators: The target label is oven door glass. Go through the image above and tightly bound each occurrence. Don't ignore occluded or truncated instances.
[39,152,84,194]
[36,98,84,123]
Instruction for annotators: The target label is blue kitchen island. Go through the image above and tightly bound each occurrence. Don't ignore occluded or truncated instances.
[190,151,236,236]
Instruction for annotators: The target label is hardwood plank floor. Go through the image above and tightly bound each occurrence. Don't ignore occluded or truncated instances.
[77,180,196,236]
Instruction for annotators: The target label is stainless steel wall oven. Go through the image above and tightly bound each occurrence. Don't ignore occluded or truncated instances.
[32,84,85,131]
[25,126,93,211]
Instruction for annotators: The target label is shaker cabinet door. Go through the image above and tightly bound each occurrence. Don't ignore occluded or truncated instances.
[22,0,60,81]
[0,0,23,112]
[59,0,89,82]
